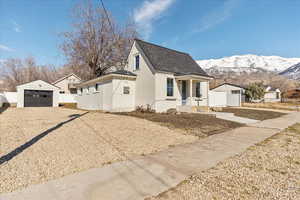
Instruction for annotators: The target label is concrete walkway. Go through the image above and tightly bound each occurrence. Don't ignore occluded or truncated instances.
[2,112,300,200]
[212,112,259,124]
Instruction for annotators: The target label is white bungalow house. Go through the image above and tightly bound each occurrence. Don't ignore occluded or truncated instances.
[76,39,213,112]
[52,73,81,94]
[264,86,281,102]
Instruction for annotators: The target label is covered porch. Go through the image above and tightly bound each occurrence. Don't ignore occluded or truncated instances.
[175,74,211,107]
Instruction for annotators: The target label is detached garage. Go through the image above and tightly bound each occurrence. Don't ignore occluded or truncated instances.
[17,80,60,108]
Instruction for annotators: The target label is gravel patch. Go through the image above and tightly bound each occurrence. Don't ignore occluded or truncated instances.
[0,108,197,194]
[149,124,300,200]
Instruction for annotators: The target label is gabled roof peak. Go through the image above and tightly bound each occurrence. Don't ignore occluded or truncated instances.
[134,39,210,77]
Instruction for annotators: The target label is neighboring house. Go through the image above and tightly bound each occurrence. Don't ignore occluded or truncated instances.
[76,39,213,112]
[211,83,246,107]
[16,80,60,108]
[52,73,81,94]
[282,88,300,99]
[264,86,281,102]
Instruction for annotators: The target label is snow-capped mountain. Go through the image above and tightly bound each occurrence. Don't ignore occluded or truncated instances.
[197,55,300,74]
[279,63,300,80]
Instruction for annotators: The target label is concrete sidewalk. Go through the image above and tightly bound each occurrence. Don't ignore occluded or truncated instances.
[1,112,300,200]
[212,112,259,124]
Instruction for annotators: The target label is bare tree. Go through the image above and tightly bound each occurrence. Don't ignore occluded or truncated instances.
[0,57,59,91]
[61,1,138,78]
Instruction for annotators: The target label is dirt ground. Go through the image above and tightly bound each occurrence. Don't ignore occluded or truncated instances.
[149,123,300,200]
[0,108,197,194]
[117,112,243,138]
[220,107,286,120]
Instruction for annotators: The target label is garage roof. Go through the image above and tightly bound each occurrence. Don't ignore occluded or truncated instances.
[17,80,60,90]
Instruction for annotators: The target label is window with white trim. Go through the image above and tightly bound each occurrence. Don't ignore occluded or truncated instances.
[123,86,130,94]
[196,82,201,98]
[167,78,174,96]
[135,55,140,70]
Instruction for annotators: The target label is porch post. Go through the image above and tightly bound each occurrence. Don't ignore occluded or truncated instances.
[189,79,193,105]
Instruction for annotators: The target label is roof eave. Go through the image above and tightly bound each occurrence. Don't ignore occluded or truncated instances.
[76,74,136,88]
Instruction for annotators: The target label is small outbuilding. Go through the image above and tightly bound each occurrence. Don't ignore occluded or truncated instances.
[17,80,60,107]
[211,83,246,107]
[264,86,281,102]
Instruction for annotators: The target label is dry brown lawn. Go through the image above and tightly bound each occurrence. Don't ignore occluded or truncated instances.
[243,102,300,111]
[149,124,300,200]
[117,112,243,138]
[0,108,197,194]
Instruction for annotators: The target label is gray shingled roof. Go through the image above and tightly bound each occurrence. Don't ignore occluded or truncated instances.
[135,39,210,77]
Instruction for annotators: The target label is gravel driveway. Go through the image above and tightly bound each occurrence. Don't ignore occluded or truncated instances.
[0,108,197,193]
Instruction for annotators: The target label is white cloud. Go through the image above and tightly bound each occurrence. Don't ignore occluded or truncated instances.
[195,0,240,33]
[134,0,175,39]
[12,20,21,33]
[0,44,14,52]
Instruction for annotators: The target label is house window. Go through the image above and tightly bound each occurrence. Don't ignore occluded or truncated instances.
[167,78,174,96]
[276,92,280,99]
[135,55,140,70]
[232,90,240,94]
[95,83,100,92]
[80,88,83,94]
[196,82,201,98]
[123,86,130,94]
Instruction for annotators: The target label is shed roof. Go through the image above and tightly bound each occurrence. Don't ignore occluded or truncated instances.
[211,83,246,90]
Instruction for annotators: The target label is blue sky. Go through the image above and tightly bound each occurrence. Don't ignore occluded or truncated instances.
[1,0,300,66]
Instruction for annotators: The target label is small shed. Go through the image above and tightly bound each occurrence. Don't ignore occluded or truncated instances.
[211,83,246,107]
[17,80,60,107]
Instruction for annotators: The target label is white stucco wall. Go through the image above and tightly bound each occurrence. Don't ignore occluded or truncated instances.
[111,79,136,112]
[76,78,136,112]
[77,81,111,111]
[154,73,181,112]
[125,41,156,109]
[16,80,59,107]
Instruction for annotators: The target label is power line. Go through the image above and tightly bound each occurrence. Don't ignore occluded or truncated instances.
[99,0,116,38]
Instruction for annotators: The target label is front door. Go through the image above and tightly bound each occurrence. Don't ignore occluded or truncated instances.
[182,80,187,105]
